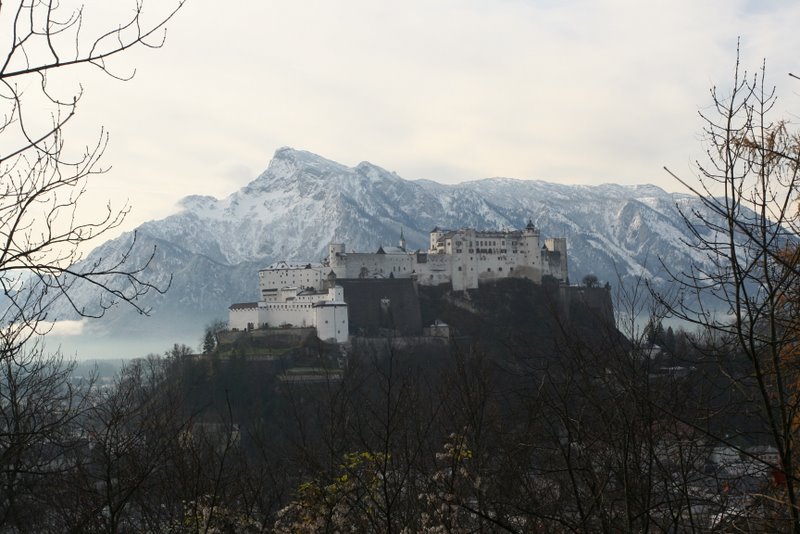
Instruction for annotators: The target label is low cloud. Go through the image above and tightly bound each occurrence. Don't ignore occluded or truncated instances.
[47,319,87,337]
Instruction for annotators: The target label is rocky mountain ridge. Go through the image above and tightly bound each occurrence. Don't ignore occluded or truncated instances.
[51,147,713,350]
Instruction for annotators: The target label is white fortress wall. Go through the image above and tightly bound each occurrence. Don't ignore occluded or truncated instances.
[258,302,314,328]
[314,302,348,343]
[256,285,346,329]
[229,304,259,331]
[259,261,326,297]
[230,274,350,342]
[329,250,414,279]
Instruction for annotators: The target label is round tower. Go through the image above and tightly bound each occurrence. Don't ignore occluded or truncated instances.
[521,218,542,282]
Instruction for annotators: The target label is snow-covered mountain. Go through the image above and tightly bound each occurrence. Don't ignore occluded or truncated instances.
[52,147,713,347]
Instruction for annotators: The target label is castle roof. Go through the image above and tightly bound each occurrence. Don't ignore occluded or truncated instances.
[435,228,524,240]
[313,301,347,308]
[377,246,408,255]
[262,261,323,271]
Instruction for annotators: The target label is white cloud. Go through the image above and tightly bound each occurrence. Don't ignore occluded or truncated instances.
[43,0,800,238]
[47,320,88,337]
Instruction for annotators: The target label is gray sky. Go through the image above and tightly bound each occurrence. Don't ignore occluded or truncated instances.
[58,0,800,236]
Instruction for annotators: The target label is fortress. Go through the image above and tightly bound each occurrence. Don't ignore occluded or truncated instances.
[329,220,567,290]
[229,222,568,343]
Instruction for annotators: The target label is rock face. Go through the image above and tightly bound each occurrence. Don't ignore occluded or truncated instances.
[337,279,423,337]
[51,147,715,343]
[417,278,619,360]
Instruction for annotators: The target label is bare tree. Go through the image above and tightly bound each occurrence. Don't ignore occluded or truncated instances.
[0,1,185,529]
[0,0,184,331]
[58,357,186,532]
[661,48,800,531]
[582,273,599,288]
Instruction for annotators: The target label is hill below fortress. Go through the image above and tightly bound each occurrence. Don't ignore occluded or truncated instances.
[44,147,713,357]
[334,276,614,344]
[214,276,618,389]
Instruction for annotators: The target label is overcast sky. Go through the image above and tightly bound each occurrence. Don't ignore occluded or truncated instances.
[54,0,800,235]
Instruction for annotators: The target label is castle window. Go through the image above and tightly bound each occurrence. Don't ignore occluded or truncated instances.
[458,266,462,271]
[499,267,503,271]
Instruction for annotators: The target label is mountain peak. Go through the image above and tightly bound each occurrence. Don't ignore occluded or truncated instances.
[179,194,218,211]
[250,147,349,188]
[271,147,346,170]
[355,160,396,182]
